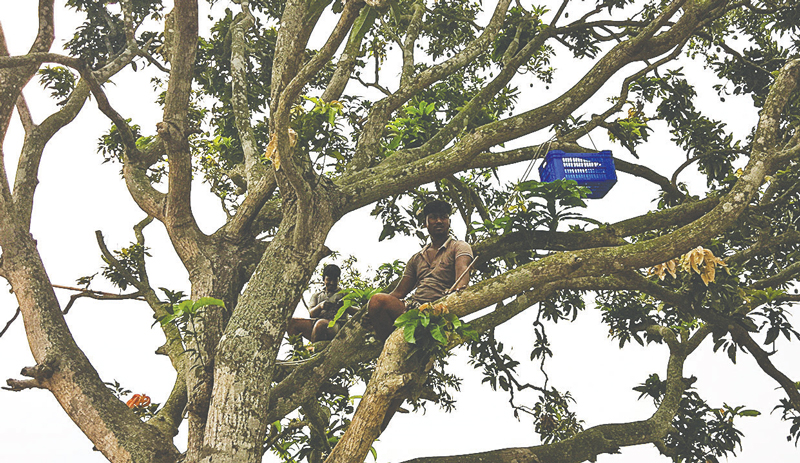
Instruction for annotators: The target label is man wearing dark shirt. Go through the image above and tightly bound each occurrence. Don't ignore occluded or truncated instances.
[288,264,354,342]
[368,200,473,340]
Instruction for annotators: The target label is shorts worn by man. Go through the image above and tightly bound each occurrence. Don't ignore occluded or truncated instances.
[368,200,473,340]
[287,264,355,342]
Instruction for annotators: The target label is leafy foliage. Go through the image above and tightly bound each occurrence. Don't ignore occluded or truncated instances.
[532,389,584,444]
[100,242,150,291]
[394,304,478,356]
[635,374,760,463]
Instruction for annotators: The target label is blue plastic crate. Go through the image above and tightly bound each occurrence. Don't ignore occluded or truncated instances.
[538,149,617,199]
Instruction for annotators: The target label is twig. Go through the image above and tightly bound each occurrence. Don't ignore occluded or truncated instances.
[354,74,392,96]
[52,284,143,299]
[0,307,21,339]
[95,230,145,291]
[61,289,145,314]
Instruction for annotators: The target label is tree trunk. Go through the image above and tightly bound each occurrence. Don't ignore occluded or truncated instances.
[199,198,339,463]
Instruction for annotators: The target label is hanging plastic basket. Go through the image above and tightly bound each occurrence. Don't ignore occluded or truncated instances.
[538,149,617,199]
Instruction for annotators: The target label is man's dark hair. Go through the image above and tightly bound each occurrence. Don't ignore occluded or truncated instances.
[421,200,452,217]
[322,264,341,280]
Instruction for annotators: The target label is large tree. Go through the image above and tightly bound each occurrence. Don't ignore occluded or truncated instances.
[1,0,800,462]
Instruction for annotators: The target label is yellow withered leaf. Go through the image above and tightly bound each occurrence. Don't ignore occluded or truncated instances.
[264,128,298,171]
[649,248,725,285]
[678,247,726,286]
[432,303,448,316]
[264,137,280,170]
[648,258,678,280]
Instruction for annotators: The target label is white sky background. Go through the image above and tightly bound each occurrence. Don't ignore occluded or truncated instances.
[0,1,799,462]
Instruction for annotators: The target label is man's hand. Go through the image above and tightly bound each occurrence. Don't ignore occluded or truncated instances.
[444,285,467,294]
[309,302,325,318]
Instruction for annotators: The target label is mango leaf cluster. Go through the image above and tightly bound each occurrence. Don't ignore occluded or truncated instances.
[635,374,760,463]
[65,0,164,69]
[532,388,584,444]
[394,304,478,356]
[100,242,150,291]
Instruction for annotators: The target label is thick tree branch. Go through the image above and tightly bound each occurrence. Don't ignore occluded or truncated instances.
[230,2,269,190]
[14,93,33,133]
[322,5,377,101]
[159,1,204,258]
[751,261,800,290]
[433,59,798,323]
[267,312,382,422]
[398,1,425,88]
[272,0,366,227]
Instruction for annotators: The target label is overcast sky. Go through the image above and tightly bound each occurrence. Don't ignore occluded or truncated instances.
[1,2,799,463]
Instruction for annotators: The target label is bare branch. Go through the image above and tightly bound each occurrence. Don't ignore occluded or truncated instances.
[3,378,46,391]
[3,359,55,391]
[0,307,20,339]
[354,74,392,96]
[60,288,145,315]
[550,0,571,26]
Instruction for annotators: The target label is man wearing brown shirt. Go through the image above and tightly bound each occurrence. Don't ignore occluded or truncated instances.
[368,200,473,340]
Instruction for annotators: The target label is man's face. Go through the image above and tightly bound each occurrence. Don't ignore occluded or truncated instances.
[323,276,339,292]
[425,212,450,238]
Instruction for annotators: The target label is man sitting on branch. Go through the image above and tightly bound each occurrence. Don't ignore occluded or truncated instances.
[368,200,473,340]
[288,264,355,342]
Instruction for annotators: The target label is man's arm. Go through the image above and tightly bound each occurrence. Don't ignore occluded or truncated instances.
[309,303,325,318]
[388,275,415,300]
[452,254,473,292]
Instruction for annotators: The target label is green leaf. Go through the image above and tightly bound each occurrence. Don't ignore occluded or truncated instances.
[193,297,225,311]
[403,322,418,344]
[420,313,430,327]
[348,6,378,49]
[430,325,448,344]
[394,309,420,327]
[739,409,761,417]
[329,300,353,327]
